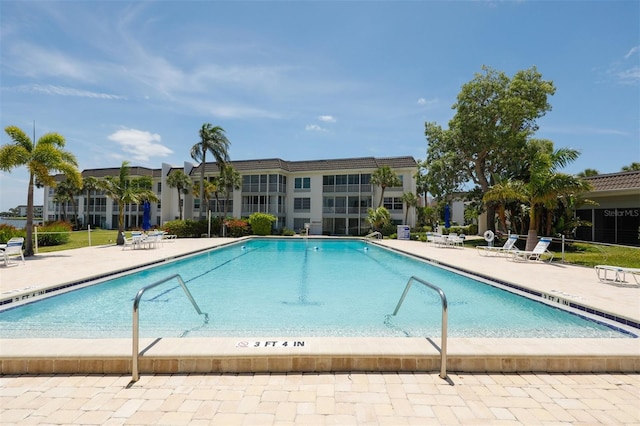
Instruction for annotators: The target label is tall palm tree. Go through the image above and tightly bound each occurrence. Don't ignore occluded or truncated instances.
[401,192,419,225]
[218,165,241,218]
[190,124,230,219]
[366,206,391,233]
[371,166,401,207]
[165,170,192,220]
[82,176,99,228]
[0,125,81,256]
[483,141,591,251]
[99,161,158,245]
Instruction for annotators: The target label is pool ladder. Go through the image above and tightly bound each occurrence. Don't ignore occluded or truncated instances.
[131,274,208,382]
[392,276,448,379]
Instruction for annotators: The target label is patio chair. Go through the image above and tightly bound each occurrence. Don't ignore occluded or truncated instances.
[595,265,640,285]
[477,234,518,257]
[511,237,554,262]
[2,237,25,266]
[122,232,136,250]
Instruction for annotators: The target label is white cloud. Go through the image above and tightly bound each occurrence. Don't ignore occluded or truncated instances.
[318,115,336,123]
[107,128,173,162]
[417,97,438,107]
[305,124,326,132]
[616,66,640,85]
[23,84,125,100]
[624,46,639,59]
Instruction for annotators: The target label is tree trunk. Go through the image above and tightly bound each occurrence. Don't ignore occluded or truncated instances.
[525,208,538,251]
[24,173,35,257]
[485,203,496,233]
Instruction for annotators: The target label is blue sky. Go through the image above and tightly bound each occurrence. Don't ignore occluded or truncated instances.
[1,0,638,211]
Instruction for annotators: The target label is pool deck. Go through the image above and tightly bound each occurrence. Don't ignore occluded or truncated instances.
[1,237,639,424]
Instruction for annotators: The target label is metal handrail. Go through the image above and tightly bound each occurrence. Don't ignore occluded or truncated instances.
[392,276,448,379]
[365,231,382,239]
[131,274,208,382]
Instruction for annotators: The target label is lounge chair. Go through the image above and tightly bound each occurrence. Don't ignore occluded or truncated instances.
[511,237,554,262]
[595,265,640,285]
[477,234,518,257]
[2,237,25,266]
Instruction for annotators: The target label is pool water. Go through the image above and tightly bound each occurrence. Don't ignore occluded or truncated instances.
[0,239,634,339]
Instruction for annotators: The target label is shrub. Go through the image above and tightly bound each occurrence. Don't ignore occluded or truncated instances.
[281,227,295,236]
[37,221,72,246]
[225,218,250,237]
[247,213,276,236]
[0,224,24,244]
[162,219,207,238]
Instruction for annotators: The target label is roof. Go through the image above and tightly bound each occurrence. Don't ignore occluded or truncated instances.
[583,170,640,192]
[191,156,418,175]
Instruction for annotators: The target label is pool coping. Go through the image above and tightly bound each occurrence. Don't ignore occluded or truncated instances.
[1,237,639,376]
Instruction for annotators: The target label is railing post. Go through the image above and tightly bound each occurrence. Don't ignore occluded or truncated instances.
[88,225,92,247]
[392,276,448,379]
[34,226,38,254]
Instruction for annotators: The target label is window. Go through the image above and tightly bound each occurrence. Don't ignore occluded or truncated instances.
[383,197,403,211]
[157,182,162,193]
[294,197,310,211]
[295,177,311,190]
[293,218,310,232]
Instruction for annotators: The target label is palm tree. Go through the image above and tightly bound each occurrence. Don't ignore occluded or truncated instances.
[401,192,419,225]
[165,170,192,220]
[190,123,230,219]
[483,141,591,251]
[576,168,599,178]
[192,179,218,214]
[621,162,640,172]
[371,166,401,207]
[55,177,83,228]
[0,125,81,256]
[99,161,158,245]
[81,176,99,228]
[218,165,241,218]
[366,206,391,233]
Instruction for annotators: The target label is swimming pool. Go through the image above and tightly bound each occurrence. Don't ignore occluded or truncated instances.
[0,239,634,339]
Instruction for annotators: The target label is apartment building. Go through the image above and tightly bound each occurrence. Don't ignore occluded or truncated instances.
[43,156,419,235]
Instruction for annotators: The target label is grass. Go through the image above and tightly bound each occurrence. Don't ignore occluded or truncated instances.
[464,237,640,268]
[34,230,640,268]
[36,229,120,253]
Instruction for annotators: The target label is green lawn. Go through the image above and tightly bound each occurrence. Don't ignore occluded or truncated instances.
[35,229,120,253]
[34,230,640,269]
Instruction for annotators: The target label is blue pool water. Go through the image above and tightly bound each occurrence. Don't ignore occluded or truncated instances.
[0,239,634,339]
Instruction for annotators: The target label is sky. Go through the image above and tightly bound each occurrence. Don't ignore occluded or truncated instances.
[1,0,639,212]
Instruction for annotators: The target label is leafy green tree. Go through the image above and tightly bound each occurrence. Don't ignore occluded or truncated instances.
[371,166,401,207]
[483,140,591,250]
[99,161,158,245]
[621,162,640,172]
[424,66,556,232]
[166,170,192,220]
[401,192,419,225]
[0,126,81,256]
[190,123,230,219]
[81,176,99,228]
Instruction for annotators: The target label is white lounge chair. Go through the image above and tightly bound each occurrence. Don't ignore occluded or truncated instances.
[595,265,640,285]
[2,237,25,266]
[477,234,519,257]
[511,237,554,262]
